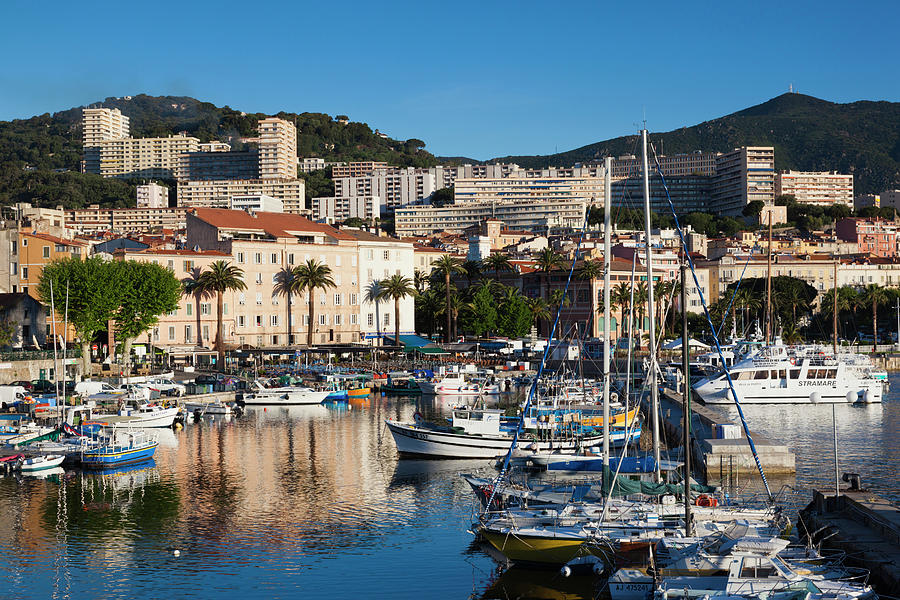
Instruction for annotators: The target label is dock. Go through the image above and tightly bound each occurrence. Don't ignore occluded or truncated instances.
[656,388,796,481]
[799,488,900,594]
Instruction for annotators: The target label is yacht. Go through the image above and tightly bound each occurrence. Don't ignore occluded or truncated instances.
[694,345,884,405]
[241,379,330,405]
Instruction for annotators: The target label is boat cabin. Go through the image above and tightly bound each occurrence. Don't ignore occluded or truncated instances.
[451,409,503,435]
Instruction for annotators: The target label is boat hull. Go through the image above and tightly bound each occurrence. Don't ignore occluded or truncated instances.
[20,455,65,471]
[385,420,603,459]
[100,407,180,428]
[80,442,158,469]
[480,529,589,565]
[242,390,331,405]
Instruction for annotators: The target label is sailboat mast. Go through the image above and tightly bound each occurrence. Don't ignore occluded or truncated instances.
[833,258,839,354]
[641,129,661,480]
[765,212,773,344]
[681,261,693,536]
[602,157,612,467]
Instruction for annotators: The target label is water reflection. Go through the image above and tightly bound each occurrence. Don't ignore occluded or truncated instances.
[0,384,896,599]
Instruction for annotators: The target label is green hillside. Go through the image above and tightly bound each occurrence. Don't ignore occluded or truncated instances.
[493,94,900,195]
[0,94,438,208]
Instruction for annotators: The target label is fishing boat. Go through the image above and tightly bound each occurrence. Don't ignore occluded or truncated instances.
[241,379,331,405]
[386,408,606,459]
[347,386,371,398]
[694,345,884,405]
[79,429,158,469]
[379,378,422,395]
[19,454,65,472]
[94,399,180,428]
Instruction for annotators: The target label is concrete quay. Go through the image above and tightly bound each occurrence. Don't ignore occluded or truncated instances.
[657,388,796,482]
[799,489,900,594]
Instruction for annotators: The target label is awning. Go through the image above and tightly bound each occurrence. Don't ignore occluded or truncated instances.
[412,346,449,355]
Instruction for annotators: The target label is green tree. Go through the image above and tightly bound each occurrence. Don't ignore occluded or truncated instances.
[524,297,550,332]
[182,267,211,349]
[862,284,890,348]
[377,274,416,350]
[497,287,532,338]
[197,260,247,367]
[431,255,465,343]
[364,280,383,343]
[273,267,301,345]
[483,252,514,281]
[38,256,125,373]
[294,259,336,348]
[578,259,604,335]
[742,200,765,219]
[612,282,632,340]
[114,261,181,374]
[429,187,454,207]
[463,283,498,337]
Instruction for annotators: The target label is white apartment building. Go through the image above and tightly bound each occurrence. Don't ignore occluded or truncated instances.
[312,195,380,222]
[343,230,415,342]
[299,157,326,173]
[82,107,130,174]
[775,171,853,207]
[611,151,720,178]
[136,182,169,208]
[258,118,297,179]
[333,167,437,211]
[99,134,201,179]
[199,141,231,152]
[66,206,191,235]
[711,147,775,216]
[453,174,605,205]
[331,162,389,178]
[230,194,283,213]
[394,199,588,236]
[429,163,519,189]
[177,178,306,214]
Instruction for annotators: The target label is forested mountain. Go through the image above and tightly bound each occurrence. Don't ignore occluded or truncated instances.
[493,94,900,195]
[0,94,438,208]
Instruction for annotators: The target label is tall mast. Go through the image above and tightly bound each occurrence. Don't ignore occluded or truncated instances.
[681,261,692,536]
[765,211,773,344]
[833,258,839,354]
[602,157,612,469]
[641,129,661,480]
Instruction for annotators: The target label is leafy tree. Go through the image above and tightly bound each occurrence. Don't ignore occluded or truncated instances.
[298,167,334,204]
[742,200,765,218]
[197,260,247,366]
[114,261,181,374]
[430,255,465,343]
[342,217,367,228]
[0,320,15,348]
[294,259,335,348]
[862,284,890,348]
[39,256,125,373]
[429,187,454,207]
[462,283,498,337]
[377,274,416,350]
[497,288,532,338]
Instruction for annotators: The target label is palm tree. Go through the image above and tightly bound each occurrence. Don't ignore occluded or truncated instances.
[863,284,889,348]
[182,267,210,348]
[462,260,483,287]
[578,259,604,336]
[273,267,300,345]
[483,252,514,281]
[197,260,247,368]
[612,282,632,340]
[431,255,466,343]
[377,274,416,351]
[365,280,383,344]
[294,259,336,347]
[525,297,550,331]
[535,248,565,335]
[413,269,428,293]
[633,281,648,351]
[821,285,856,341]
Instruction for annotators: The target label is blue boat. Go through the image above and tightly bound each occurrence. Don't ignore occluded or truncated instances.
[79,430,158,470]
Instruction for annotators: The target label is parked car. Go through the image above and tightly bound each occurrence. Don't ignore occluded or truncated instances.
[146,378,186,397]
[117,383,158,401]
[30,379,56,394]
[11,380,33,392]
[193,374,221,385]
[75,380,121,397]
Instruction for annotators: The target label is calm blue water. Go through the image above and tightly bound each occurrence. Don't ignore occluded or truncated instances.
[1,379,898,600]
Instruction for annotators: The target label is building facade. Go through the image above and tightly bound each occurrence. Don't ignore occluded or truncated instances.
[394,199,588,236]
[836,218,897,257]
[82,108,130,174]
[66,206,191,235]
[98,134,201,179]
[258,118,298,180]
[775,171,853,207]
[136,182,170,208]
[711,147,775,216]
[177,179,306,214]
[312,195,380,222]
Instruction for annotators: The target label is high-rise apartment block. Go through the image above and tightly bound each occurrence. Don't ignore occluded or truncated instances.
[177,179,306,214]
[136,182,169,208]
[711,147,775,216]
[331,162,389,178]
[82,108,130,174]
[775,171,853,207]
[98,134,201,179]
[611,151,720,178]
[258,118,298,179]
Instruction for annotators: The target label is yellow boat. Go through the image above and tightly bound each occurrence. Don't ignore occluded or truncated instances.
[578,407,639,428]
[480,526,592,565]
[347,387,371,398]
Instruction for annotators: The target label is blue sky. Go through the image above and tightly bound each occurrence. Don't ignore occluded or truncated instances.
[2,0,897,159]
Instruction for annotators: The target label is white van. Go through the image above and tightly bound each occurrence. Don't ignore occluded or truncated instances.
[74,381,120,397]
[0,385,28,407]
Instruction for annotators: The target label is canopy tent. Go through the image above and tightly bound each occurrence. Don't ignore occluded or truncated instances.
[661,338,710,351]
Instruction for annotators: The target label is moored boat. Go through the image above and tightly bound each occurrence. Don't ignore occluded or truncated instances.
[19,454,65,472]
[79,429,158,469]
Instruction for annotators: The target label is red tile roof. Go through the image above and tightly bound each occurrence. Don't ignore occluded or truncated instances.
[23,232,88,247]
[192,208,354,240]
[119,248,230,257]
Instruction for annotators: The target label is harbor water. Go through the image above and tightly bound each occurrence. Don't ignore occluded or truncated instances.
[1,376,898,599]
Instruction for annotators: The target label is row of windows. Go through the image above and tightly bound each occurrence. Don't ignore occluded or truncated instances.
[235,251,358,268]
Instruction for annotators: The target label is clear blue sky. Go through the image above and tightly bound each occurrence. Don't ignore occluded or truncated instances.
[2,0,897,160]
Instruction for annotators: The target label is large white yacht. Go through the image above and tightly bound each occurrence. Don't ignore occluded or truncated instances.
[694,344,885,405]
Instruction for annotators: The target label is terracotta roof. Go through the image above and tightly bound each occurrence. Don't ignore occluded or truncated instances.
[341,229,406,243]
[192,208,354,241]
[119,248,230,257]
[23,232,88,246]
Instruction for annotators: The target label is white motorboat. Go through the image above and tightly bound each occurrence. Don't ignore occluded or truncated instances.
[96,400,180,428]
[19,454,65,472]
[417,376,482,395]
[242,380,330,405]
[386,408,605,459]
[694,345,884,405]
[184,399,233,415]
